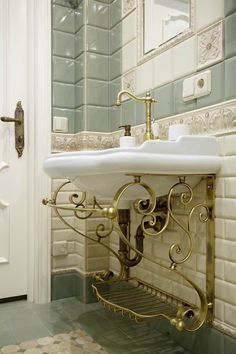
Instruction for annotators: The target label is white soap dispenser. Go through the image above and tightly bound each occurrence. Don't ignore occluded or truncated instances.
[119,125,136,148]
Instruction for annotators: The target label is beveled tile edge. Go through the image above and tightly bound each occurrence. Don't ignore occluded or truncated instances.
[214,319,236,339]
[197,20,224,70]
[52,98,236,152]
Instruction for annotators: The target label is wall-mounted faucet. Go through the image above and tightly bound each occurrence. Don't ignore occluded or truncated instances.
[116,90,157,141]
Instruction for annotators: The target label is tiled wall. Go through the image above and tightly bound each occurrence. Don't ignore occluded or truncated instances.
[52,0,111,133]
[113,0,236,128]
[51,0,236,340]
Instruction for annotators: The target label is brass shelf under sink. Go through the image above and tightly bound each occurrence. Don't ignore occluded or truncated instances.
[92,277,197,325]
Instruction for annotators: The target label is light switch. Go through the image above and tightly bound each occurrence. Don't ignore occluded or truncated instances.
[182,76,195,102]
[194,70,211,98]
[53,116,68,133]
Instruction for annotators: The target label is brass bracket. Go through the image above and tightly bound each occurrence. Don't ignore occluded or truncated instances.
[0,101,24,158]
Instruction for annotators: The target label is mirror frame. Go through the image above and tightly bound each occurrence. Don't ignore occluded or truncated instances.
[137,0,195,65]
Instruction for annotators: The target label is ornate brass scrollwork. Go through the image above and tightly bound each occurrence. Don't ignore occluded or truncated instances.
[43,174,215,332]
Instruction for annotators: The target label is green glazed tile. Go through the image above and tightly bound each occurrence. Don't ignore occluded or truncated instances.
[53,107,75,133]
[225,56,236,99]
[121,99,136,126]
[86,53,109,80]
[197,62,224,108]
[153,83,174,119]
[109,77,121,106]
[135,100,146,125]
[86,0,109,29]
[75,53,85,83]
[53,0,73,7]
[53,4,75,33]
[225,0,236,17]
[173,78,196,114]
[75,79,85,107]
[109,106,121,131]
[86,26,109,54]
[53,56,75,84]
[109,49,122,80]
[110,22,122,54]
[53,31,75,58]
[87,106,109,131]
[51,273,76,300]
[75,26,85,58]
[110,0,121,29]
[87,79,109,106]
[225,12,236,59]
[53,82,75,108]
[225,332,236,354]
[75,105,86,132]
[75,1,84,32]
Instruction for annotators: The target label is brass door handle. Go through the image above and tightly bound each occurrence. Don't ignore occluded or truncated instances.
[1,117,21,123]
[0,101,24,157]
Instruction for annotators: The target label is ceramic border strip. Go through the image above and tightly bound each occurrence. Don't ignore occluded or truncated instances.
[52,98,236,152]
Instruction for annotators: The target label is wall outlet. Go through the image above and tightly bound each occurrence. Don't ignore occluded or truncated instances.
[52,241,68,256]
[194,70,211,98]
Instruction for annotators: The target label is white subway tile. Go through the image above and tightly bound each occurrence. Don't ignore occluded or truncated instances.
[196,0,224,31]
[216,239,236,263]
[122,10,136,45]
[215,218,225,239]
[196,254,206,273]
[225,219,236,241]
[225,261,236,285]
[67,241,75,253]
[52,254,83,269]
[225,178,236,198]
[75,241,86,257]
[136,59,154,95]
[215,279,236,304]
[122,39,137,73]
[215,198,236,219]
[173,37,196,80]
[52,216,74,230]
[52,229,77,242]
[214,299,224,322]
[87,243,109,258]
[219,157,236,177]
[87,257,109,272]
[224,303,236,328]
[215,259,224,280]
[153,49,173,87]
[215,178,225,198]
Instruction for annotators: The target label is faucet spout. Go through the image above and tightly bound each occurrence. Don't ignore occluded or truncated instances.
[116,90,146,106]
[115,90,157,141]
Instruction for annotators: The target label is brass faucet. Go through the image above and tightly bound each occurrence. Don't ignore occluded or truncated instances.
[116,90,157,140]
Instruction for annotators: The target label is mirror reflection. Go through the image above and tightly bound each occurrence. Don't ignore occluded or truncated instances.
[144,0,191,54]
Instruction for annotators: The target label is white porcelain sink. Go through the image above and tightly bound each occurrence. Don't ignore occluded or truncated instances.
[44,136,221,203]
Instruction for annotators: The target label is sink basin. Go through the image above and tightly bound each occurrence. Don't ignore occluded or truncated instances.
[44,136,221,203]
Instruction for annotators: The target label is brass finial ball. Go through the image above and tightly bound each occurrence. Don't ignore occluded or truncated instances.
[102,207,117,219]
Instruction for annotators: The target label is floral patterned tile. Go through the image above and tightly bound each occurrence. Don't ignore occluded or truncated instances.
[0,329,108,354]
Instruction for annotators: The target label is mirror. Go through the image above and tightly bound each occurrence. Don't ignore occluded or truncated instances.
[137,0,194,63]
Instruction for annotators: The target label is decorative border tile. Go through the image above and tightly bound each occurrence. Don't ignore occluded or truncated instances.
[122,69,136,95]
[52,99,236,152]
[122,0,136,18]
[197,21,223,70]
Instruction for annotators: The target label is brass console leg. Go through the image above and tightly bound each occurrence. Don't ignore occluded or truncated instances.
[206,175,215,324]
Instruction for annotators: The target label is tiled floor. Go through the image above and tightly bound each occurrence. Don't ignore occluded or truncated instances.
[0,297,191,354]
